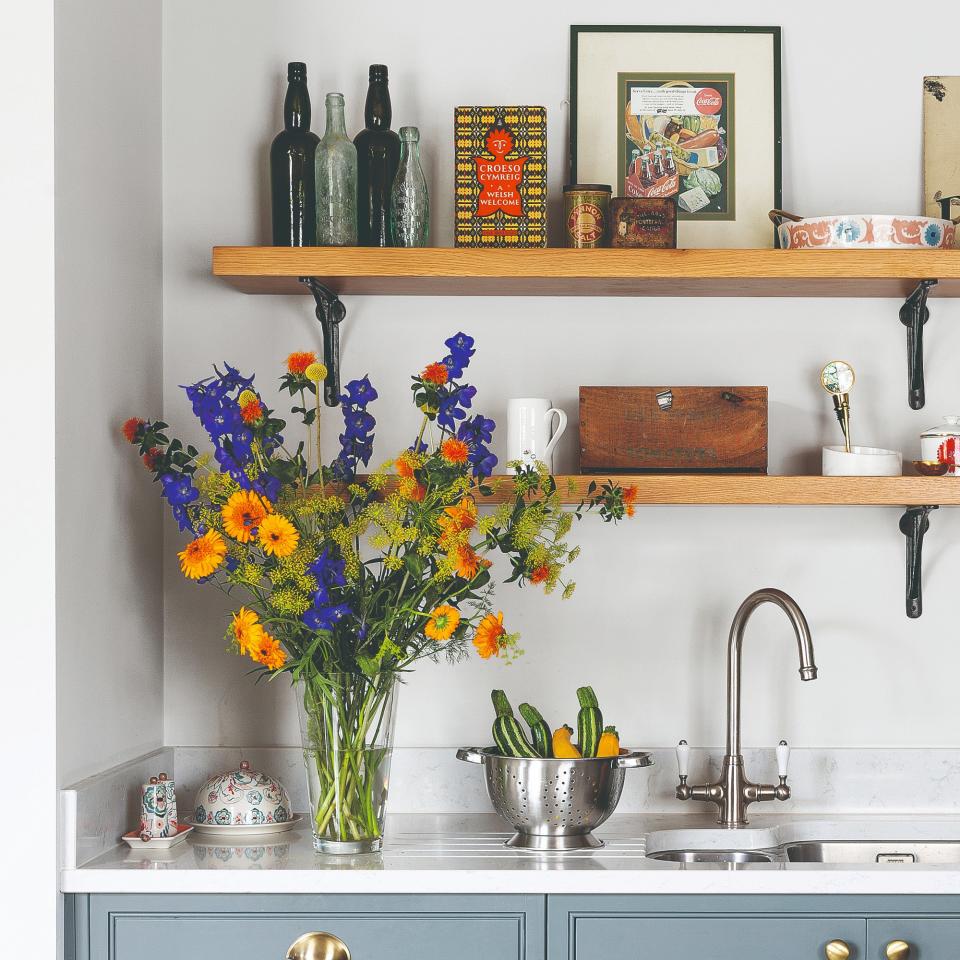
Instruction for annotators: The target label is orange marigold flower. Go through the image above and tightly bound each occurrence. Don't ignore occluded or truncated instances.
[449,543,480,580]
[529,563,550,584]
[441,437,469,465]
[141,447,162,471]
[441,497,477,532]
[250,630,287,670]
[395,453,416,479]
[258,513,300,557]
[287,351,317,375]
[231,606,262,655]
[424,604,461,642]
[178,530,227,580]
[121,417,144,444]
[473,611,506,659]
[222,490,271,543]
[623,485,638,518]
[421,362,449,385]
[240,399,264,424]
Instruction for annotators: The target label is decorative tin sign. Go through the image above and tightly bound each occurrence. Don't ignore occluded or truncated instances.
[454,106,547,247]
[609,197,677,248]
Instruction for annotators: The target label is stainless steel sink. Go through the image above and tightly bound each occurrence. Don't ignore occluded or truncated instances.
[784,840,960,864]
[648,849,774,864]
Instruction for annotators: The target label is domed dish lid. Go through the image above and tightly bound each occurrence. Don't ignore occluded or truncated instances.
[193,759,291,828]
[921,415,960,438]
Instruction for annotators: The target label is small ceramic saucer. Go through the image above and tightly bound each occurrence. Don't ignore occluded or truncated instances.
[186,814,302,839]
[122,822,193,849]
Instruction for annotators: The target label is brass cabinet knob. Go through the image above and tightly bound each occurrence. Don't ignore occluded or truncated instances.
[885,941,911,960]
[825,939,851,960]
[286,932,351,960]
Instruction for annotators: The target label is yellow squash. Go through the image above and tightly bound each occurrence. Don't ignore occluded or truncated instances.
[552,725,582,759]
[596,726,620,758]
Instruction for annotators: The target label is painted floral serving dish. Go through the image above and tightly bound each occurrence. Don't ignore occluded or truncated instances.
[770,209,956,249]
[189,759,294,834]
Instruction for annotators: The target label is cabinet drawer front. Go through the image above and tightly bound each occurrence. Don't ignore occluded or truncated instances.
[868,919,960,960]
[87,895,544,960]
[113,915,523,960]
[568,917,866,960]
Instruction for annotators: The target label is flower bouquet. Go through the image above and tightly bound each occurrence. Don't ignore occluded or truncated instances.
[123,333,634,852]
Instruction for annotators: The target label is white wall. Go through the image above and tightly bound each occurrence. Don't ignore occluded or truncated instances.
[56,0,164,786]
[162,0,960,753]
[0,0,57,950]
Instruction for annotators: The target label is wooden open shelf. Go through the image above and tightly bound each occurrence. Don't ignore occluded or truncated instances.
[213,246,960,298]
[364,475,960,506]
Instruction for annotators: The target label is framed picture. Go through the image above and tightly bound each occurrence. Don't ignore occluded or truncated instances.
[570,25,781,247]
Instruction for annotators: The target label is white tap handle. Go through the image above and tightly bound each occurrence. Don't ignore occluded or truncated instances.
[776,739,790,779]
[676,740,690,778]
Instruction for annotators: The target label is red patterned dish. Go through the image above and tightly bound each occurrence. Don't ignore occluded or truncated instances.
[770,210,956,250]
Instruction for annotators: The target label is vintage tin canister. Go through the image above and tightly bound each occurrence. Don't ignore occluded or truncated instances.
[920,416,960,476]
[563,184,611,248]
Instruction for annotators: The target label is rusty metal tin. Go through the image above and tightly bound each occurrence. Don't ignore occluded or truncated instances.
[563,184,611,248]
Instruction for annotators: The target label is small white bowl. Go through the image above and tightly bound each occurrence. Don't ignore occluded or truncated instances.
[822,445,902,477]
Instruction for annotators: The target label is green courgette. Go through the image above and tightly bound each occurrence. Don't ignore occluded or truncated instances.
[519,702,552,758]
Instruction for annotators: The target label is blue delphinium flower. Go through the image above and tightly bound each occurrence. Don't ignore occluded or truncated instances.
[331,376,377,481]
[457,414,498,480]
[302,548,352,631]
[159,472,199,532]
[437,383,477,430]
[442,332,475,378]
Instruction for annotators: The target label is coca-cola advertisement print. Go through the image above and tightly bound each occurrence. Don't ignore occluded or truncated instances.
[619,74,734,220]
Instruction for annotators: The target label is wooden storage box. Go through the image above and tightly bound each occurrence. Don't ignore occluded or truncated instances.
[579,386,768,473]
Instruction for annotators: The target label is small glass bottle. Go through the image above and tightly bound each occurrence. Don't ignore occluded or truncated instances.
[390,126,429,247]
[315,93,358,246]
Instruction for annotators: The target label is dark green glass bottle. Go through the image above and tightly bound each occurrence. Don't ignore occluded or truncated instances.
[354,64,401,246]
[270,62,319,246]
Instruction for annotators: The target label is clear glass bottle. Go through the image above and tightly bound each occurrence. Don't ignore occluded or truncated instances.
[315,93,358,246]
[390,126,429,247]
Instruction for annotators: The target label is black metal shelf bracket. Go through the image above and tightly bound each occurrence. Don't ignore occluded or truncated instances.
[899,278,937,410]
[899,504,938,618]
[300,277,346,407]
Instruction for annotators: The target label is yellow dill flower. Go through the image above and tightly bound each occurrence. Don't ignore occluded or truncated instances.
[178,530,227,579]
[348,483,365,498]
[368,472,387,491]
[258,514,300,557]
[269,587,311,617]
[239,562,262,583]
[424,605,460,641]
[369,533,391,550]
[567,545,581,562]
[556,512,573,537]
[383,555,403,571]
[562,582,577,600]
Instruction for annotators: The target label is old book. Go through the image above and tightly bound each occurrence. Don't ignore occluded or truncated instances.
[923,77,960,223]
[454,106,547,247]
[579,386,768,473]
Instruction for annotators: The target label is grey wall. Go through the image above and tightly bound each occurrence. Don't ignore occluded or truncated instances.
[55,0,164,785]
[161,0,960,752]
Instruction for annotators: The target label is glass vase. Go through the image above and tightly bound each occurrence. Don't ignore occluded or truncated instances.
[390,126,429,247]
[315,92,358,246]
[296,671,398,854]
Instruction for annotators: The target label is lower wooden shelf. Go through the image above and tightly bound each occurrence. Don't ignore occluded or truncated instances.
[467,475,960,506]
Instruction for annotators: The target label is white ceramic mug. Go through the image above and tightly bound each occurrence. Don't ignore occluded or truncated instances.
[507,398,568,472]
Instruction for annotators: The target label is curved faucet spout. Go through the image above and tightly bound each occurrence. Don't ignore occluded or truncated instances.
[726,587,817,757]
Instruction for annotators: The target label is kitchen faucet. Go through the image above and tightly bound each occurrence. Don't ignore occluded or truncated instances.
[675,588,818,827]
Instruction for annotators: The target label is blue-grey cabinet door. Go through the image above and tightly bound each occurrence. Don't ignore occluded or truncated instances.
[549,897,865,960]
[86,894,544,960]
[867,919,960,960]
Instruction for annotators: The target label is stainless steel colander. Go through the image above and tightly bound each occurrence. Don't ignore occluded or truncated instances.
[456,747,653,850]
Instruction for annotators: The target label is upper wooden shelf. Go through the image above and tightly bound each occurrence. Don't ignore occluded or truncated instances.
[362,474,960,506]
[212,246,960,298]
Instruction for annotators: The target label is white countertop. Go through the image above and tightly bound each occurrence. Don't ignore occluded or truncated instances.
[61,812,960,895]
